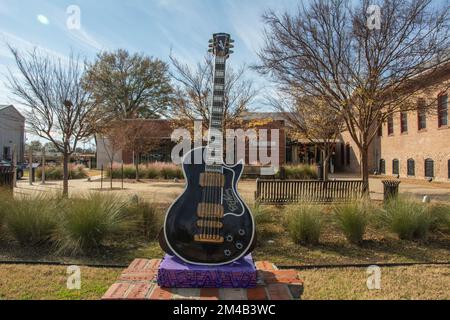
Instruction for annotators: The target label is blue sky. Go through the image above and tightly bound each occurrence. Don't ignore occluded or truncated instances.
[0,0,302,108]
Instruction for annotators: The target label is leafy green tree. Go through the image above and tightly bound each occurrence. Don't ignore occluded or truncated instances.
[84,49,173,120]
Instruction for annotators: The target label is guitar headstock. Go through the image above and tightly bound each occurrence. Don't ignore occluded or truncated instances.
[208,33,234,58]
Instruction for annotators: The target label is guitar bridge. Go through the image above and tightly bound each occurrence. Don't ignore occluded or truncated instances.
[194,234,224,244]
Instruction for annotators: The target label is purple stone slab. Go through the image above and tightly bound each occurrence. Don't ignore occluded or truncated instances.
[157,255,257,289]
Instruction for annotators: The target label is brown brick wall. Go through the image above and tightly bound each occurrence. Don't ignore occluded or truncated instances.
[119,119,286,167]
[337,71,450,182]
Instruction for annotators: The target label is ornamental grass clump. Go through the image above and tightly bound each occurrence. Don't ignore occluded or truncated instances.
[282,164,318,180]
[284,203,323,245]
[36,165,88,180]
[125,199,161,241]
[334,200,371,245]
[56,193,129,254]
[107,162,183,180]
[381,197,433,240]
[4,193,59,245]
[428,204,450,233]
[252,204,282,242]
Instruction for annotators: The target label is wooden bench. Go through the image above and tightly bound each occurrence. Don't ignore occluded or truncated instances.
[255,179,367,204]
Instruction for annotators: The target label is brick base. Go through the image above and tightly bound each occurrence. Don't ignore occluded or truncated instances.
[102,259,304,300]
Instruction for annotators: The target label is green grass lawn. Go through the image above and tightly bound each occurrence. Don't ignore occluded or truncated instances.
[0,264,121,300]
[0,264,448,300]
[0,197,448,300]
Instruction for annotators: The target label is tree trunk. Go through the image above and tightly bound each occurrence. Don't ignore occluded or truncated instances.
[360,146,370,194]
[62,153,69,197]
[323,155,330,182]
[110,161,113,190]
[135,152,139,182]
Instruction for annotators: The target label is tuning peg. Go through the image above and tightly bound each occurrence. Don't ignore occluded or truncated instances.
[208,43,214,48]
[229,50,234,54]
[228,44,234,49]
[229,39,235,43]
[209,39,214,43]
[208,49,214,53]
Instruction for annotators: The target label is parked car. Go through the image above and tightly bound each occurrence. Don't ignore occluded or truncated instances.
[0,160,26,179]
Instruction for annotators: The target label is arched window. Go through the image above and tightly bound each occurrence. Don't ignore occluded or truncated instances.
[407,159,415,176]
[379,159,386,175]
[425,159,434,178]
[392,159,400,175]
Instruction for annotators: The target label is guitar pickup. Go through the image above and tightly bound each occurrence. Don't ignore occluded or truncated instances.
[197,203,224,218]
[199,173,225,187]
[194,234,224,244]
[197,220,223,229]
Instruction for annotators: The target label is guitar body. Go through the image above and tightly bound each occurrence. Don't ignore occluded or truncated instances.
[160,147,256,265]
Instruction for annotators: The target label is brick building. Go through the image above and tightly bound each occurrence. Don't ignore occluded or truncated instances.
[96,116,287,169]
[336,60,450,182]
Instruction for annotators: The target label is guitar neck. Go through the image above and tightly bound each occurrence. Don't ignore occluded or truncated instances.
[209,56,226,132]
[206,56,227,172]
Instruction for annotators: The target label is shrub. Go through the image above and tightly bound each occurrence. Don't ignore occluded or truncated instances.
[285,203,323,245]
[281,165,318,180]
[334,201,370,245]
[56,193,129,254]
[381,197,433,240]
[4,194,58,245]
[125,200,161,241]
[36,165,88,181]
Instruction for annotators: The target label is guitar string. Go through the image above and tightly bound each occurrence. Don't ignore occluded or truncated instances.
[201,165,207,238]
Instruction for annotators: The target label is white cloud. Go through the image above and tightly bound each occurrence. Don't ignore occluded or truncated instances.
[37,14,50,25]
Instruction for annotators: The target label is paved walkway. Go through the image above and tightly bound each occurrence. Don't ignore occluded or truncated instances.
[14,175,450,203]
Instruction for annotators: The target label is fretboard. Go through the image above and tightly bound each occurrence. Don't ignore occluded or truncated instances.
[209,56,226,131]
[206,56,226,172]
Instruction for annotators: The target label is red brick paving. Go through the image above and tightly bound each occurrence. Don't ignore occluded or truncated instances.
[102,259,303,301]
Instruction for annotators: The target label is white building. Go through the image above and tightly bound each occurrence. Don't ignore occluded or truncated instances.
[0,105,25,162]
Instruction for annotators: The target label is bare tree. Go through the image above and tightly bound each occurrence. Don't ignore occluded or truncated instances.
[7,46,101,196]
[169,55,258,131]
[257,0,449,189]
[269,93,344,180]
[121,120,165,182]
[97,121,127,189]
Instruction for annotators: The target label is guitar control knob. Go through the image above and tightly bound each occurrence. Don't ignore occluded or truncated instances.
[238,229,246,236]
[226,235,234,242]
[224,249,232,257]
[235,242,243,250]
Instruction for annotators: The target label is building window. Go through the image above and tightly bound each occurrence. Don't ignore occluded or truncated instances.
[407,159,415,176]
[417,99,427,130]
[392,159,399,175]
[438,94,448,127]
[448,159,450,180]
[387,115,394,135]
[340,143,345,166]
[378,123,383,137]
[425,159,434,178]
[2,146,11,161]
[380,159,386,174]
[400,111,408,133]
[346,144,351,166]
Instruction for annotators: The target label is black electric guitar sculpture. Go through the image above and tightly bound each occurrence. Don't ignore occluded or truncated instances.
[160,33,256,265]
